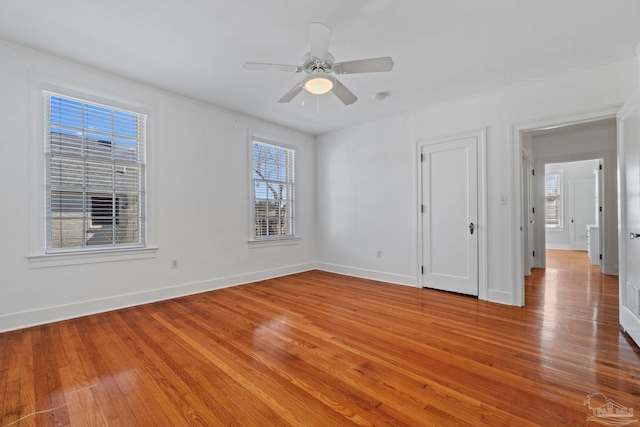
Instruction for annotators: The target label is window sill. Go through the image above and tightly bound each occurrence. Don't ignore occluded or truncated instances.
[248,236,300,249]
[28,246,159,269]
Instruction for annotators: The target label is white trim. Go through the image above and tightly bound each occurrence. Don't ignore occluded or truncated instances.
[316,262,416,287]
[0,262,316,333]
[545,244,572,250]
[415,128,488,300]
[521,148,534,277]
[511,106,620,307]
[248,236,301,248]
[28,247,159,269]
[617,90,640,346]
[487,290,513,305]
[544,168,565,230]
[248,130,298,151]
[28,73,158,261]
[621,306,640,347]
[38,80,153,116]
[535,153,615,273]
[247,130,298,244]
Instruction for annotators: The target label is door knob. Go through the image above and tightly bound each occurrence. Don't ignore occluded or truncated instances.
[469,222,475,235]
[631,232,640,239]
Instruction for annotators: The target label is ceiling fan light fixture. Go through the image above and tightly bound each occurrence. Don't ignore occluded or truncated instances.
[303,74,334,94]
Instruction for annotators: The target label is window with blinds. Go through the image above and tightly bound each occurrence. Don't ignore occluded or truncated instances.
[252,140,295,239]
[545,172,562,228]
[45,92,146,251]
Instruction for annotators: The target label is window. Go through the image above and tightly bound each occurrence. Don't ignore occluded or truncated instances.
[252,140,295,239]
[45,92,146,252]
[545,171,562,228]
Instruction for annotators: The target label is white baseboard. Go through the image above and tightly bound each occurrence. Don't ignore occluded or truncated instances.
[0,262,316,333]
[315,262,417,287]
[317,263,516,306]
[545,244,572,250]
[487,289,515,306]
[603,264,619,276]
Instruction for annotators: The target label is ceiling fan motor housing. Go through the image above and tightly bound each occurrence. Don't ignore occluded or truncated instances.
[303,52,335,74]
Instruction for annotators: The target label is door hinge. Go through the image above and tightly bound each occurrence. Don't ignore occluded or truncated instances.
[421,265,424,274]
[600,254,603,260]
[532,169,535,176]
[532,207,535,214]
[533,251,535,257]
[599,164,603,170]
[420,153,424,162]
[599,206,603,212]
[421,204,424,213]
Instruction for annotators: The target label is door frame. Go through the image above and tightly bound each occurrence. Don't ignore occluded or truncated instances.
[521,148,534,276]
[535,156,611,260]
[618,90,640,345]
[416,128,488,300]
[511,107,620,307]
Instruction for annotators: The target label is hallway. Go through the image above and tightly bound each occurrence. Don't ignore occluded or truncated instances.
[526,249,619,325]
[524,249,639,420]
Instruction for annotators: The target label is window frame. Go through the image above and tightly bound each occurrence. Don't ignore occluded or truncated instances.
[28,80,157,268]
[248,135,299,247]
[544,169,564,230]
[44,91,148,253]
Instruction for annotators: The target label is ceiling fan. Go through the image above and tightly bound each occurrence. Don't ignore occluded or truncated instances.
[244,22,394,105]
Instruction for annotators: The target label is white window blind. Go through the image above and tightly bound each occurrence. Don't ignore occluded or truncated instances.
[252,141,295,239]
[45,92,146,251]
[545,172,561,227]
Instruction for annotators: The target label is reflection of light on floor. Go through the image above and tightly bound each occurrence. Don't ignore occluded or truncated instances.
[541,268,559,343]
[537,252,610,387]
[252,316,291,351]
[108,368,139,394]
[18,379,105,426]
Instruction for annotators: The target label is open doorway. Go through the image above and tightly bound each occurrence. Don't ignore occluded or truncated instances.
[518,117,618,305]
[543,159,602,266]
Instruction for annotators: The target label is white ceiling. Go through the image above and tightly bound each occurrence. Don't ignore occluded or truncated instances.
[1,1,639,135]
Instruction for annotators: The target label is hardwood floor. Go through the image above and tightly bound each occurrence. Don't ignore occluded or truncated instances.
[1,250,639,426]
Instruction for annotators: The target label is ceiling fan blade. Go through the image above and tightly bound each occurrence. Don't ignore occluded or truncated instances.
[334,57,394,74]
[309,22,330,60]
[331,79,357,105]
[278,82,304,103]
[244,62,302,73]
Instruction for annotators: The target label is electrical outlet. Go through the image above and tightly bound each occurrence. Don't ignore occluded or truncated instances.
[171,260,178,269]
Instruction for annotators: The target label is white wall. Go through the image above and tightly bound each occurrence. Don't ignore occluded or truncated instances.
[0,41,317,332]
[316,57,637,305]
[544,160,600,249]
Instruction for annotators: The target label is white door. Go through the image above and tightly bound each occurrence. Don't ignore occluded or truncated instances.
[521,152,534,276]
[568,178,596,251]
[421,136,478,296]
[618,90,640,346]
